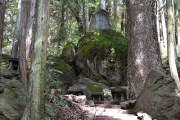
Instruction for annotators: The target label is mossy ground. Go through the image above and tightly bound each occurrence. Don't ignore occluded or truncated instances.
[77,29,127,60]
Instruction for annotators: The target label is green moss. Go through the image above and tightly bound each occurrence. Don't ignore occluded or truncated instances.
[48,57,70,74]
[86,81,101,92]
[56,58,69,73]
[63,42,75,50]
[77,29,127,60]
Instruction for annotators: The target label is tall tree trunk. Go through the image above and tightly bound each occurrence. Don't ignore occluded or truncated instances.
[26,0,36,68]
[69,0,83,36]
[19,0,28,88]
[121,11,125,34]
[11,0,22,58]
[30,0,50,119]
[100,0,106,9]
[159,0,167,51]
[112,0,117,30]
[0,0,6,80]
[106,0,112,15]
[177,0,180,45]
[126,0,162,98]
[157,0,161,44]
[84,0,89,33]
[167,0,180,89]
[59,2,65,41]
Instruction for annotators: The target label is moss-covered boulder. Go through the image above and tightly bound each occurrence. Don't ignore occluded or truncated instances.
[0,80,27,120]
[134,70,180,120]
[68,78,110,99]
[76,29,127,86]
[61,42,76,66]
[46,56,77,94]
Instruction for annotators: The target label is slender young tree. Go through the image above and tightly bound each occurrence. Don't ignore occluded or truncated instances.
[159,0,167,51]
[19,0,28,89]
[176,0,180,45]
[84,0,89,33]
[126,0,162,98]
[157,0,161,43]
[0,0,6,80]
[11,0,22,58]
[167,0,180,89]
[26,0,36,68]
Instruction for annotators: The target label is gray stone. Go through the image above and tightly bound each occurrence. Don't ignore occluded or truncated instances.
[89,9,111,30]
[61,42,76,66]
[121,100,136,109]
[0,80,27,120]
[69,78,110,99]
[102,88,113,101]
[2,69,19,79]
[134,70,180,120]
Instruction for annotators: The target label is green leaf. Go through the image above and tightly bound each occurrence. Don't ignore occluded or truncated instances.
[52,69,63,74]
[2,41,8,47]
[45,116,51,120]
[56,89,61,92]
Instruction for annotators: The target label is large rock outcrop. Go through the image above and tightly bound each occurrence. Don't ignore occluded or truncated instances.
[0,80,27,120]
[75,30,127,86]
[134,70,180,120]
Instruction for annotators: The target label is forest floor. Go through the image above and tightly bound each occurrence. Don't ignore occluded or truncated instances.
[45,96,144,120]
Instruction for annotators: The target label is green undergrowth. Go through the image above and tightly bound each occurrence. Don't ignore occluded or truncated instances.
[77,29,127,60]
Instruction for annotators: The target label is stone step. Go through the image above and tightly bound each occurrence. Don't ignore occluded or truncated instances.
[95,113,139,120]
[94,100,120,105]
[95,104,121,109]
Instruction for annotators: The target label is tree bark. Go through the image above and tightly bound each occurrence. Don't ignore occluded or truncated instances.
[26,0,36,68]
[167,0,180,89]
[11,0,22,58]
[84,0,89,33]
[159,0,167,51]
[126,0,163,98]
[177,0,180,45]
[19,0,28,89]
[69,0,84,36]
[157,0,161,44]
[29,0,50,119]
[0,0,6,80]
[100,0,106,9]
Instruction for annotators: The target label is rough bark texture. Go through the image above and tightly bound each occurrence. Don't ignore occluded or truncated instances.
[159,0,167,51]
[177,0,180,45]
[11,0,22,58]
[0,0,6,80]
[19,0,28,89]
[84,0,89,33]
[29,0,50,119]
[126,0,162,98]
[26,0,36,67]
[167,0,180,89]
[157,0,161,44]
